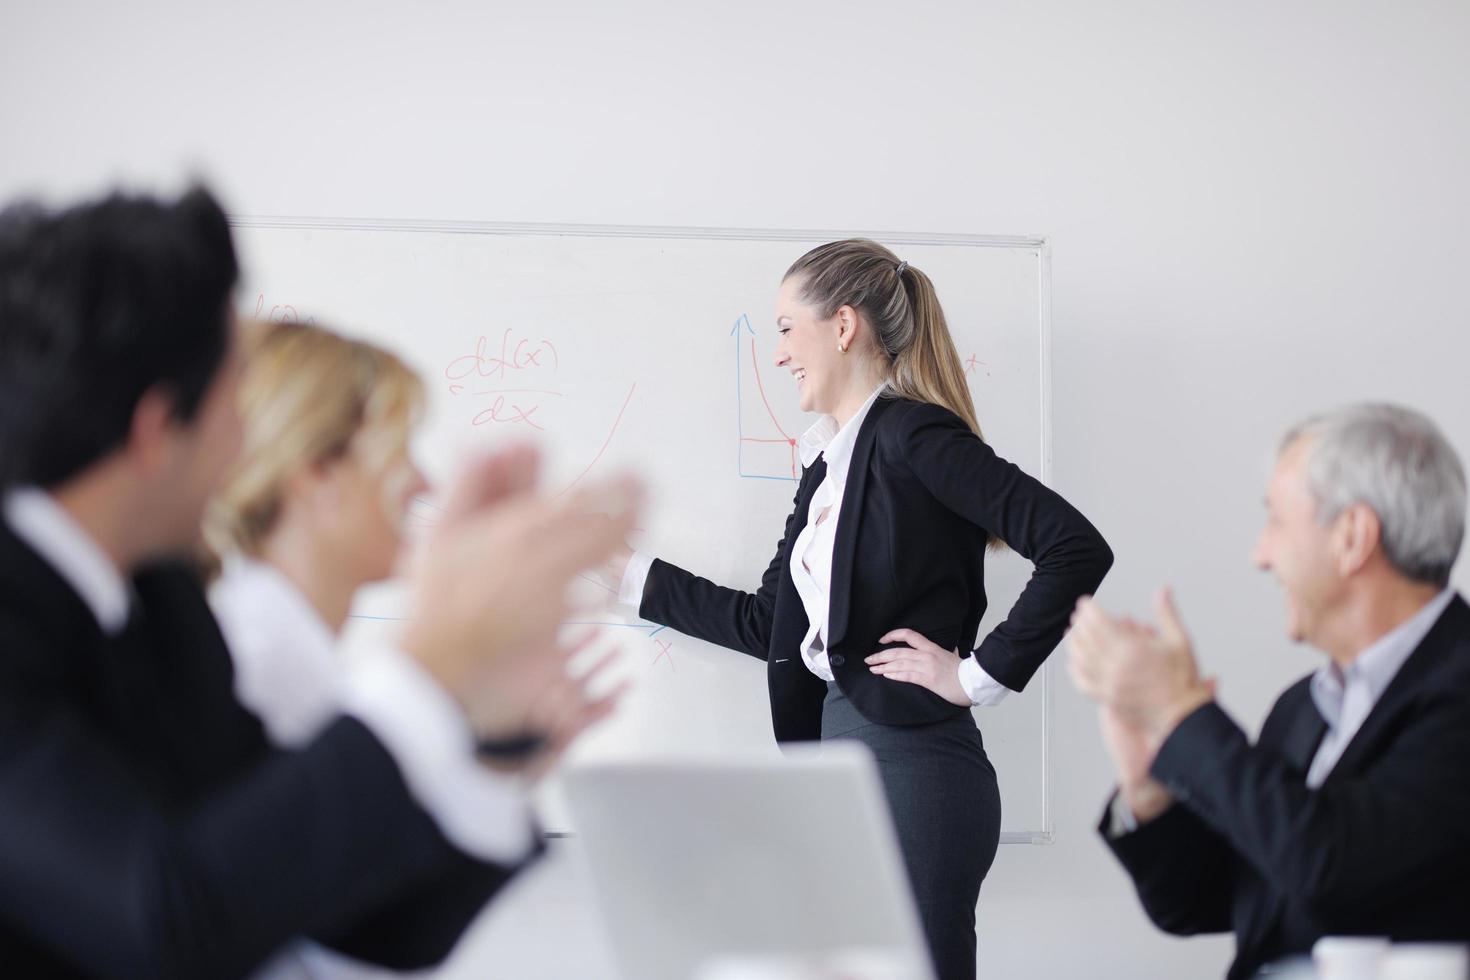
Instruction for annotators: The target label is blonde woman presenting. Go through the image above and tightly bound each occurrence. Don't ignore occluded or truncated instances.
[611,240,1113,979]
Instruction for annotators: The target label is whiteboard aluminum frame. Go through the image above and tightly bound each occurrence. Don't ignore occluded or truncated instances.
[229,215,1056,845]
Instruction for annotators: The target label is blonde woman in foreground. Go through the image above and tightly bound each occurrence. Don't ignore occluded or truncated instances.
[207,319,620,980]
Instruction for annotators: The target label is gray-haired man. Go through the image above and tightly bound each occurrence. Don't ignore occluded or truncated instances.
[1068,404,1470,979]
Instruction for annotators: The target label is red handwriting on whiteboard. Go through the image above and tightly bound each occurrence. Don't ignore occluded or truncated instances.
[472,394,548,430]
[652,638,675,670]
[964,353,991,378]
[446,329,563,430]
[252,294,317,325]
[445,329,560,384]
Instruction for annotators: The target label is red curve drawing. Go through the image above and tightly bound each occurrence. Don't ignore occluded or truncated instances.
[749,337,794,443]
[558,382,638,497]
[746,337,798,477]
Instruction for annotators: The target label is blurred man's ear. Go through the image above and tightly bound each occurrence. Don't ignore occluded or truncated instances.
[126,386,181,476]
[1332,502,1382,579]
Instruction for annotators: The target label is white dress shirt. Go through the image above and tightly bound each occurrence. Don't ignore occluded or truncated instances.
[1305,587,1454,788]
[1109,588,1457,835]
[4,487,130,635]
[786,384,882,682]
[210,556,537,980]
[620,385,1010,705]
[211,558,340,747]
[206,558,535,865]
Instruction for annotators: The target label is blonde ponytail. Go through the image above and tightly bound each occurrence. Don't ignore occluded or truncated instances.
[888,264,982,441]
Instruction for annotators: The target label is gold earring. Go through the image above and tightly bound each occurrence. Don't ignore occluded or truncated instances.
[838,344,846,354]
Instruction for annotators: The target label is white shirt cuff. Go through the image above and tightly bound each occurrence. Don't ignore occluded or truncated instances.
[618,551,655,609]
[958,655,1012,707]
[1106,790,1140,838]
[340,647,536,865]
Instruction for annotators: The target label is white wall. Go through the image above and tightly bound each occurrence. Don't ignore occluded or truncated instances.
[5,2,1469,976]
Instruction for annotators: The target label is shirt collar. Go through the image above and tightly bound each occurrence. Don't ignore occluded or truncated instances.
[798,384,889,476]
[1310,587,1455,728]
[3,487,131,635]
[211,556,338,655]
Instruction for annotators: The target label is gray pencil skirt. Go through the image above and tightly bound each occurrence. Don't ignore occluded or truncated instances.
[821,682,1001,980]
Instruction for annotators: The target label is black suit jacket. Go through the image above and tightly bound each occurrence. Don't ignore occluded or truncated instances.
[640,396,1114,741]
[1103,595,1470,980]
[0,522,528,978]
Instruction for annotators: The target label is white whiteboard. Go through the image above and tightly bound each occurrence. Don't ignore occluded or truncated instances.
[231,218,1056,843]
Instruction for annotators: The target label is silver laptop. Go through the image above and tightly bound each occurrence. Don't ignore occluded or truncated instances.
[561,743,934,980]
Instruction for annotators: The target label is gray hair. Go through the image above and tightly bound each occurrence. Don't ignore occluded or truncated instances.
[1282,403,1466,587]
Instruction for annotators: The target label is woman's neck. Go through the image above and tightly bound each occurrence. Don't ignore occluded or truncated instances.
[829,367,888,429]
[258,530,360,635]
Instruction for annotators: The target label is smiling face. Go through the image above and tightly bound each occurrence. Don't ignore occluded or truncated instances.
[314,428,429,587]
[1253,437,1347,646]
[205,319,430,598]
[774,276,848,415]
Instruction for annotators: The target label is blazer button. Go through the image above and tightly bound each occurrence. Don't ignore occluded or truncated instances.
[829,654,846,668]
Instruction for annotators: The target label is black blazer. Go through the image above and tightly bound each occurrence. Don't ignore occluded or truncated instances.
[640,396,1114,741]
[1103,595,1470,980]
[0,521,528,978]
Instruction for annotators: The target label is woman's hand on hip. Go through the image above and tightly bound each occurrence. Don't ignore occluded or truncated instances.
[866,629,973,707]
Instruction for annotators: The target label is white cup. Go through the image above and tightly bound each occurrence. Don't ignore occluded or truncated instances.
[1313,936,1389,980]
[1379,943,1469,980]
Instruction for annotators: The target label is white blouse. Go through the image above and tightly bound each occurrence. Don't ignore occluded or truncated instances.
[786,383,884,682]
[210,559,341,747]
[210,558,535,980]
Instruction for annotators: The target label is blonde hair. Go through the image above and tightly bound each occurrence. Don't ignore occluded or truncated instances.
[784,239,1001,547]
[203,319,425,569]
[783,239,982,439]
